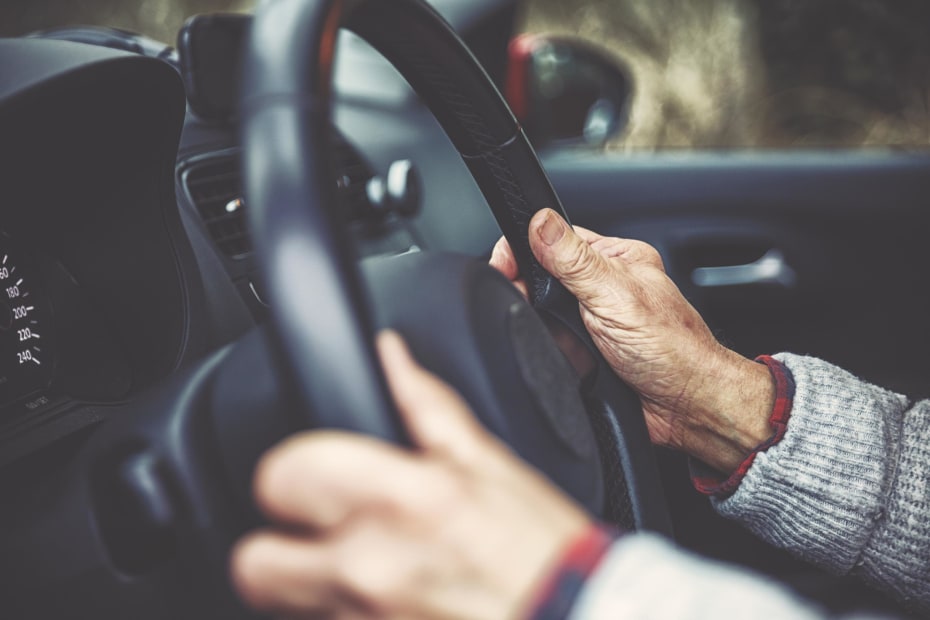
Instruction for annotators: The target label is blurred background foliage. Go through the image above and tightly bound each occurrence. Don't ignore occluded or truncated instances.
[519,0,930,148]
[755,0,930,147]
[2,0,929,149]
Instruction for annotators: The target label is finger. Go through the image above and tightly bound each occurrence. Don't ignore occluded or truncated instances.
[488,236,519,281]
[528,209,630,307]
[488,237,530,298]
[377,330,497,463]
[253,431,452,530]
[231,530,335,616]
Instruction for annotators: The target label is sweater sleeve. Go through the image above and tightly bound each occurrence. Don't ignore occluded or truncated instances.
[568,533,824,619]
[712,353,930,612]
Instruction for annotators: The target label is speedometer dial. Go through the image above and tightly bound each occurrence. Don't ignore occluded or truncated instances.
[0,237,52,405]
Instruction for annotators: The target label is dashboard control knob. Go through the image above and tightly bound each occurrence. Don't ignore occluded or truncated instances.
[364,159,421,219]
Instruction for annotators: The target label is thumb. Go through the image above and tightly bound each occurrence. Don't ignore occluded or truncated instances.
[376,330,497,463]
[529,209,617,307]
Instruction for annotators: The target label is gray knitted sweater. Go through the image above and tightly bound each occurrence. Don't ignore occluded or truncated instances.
[570,353,930,619]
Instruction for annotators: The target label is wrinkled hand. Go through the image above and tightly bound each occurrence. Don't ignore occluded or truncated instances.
[490,209,774,473]
[231,331,591,620]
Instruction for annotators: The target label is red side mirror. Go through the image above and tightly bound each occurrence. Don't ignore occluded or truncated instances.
[506,34,632,149]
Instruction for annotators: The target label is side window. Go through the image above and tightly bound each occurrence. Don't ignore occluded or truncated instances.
[513,0,930,151]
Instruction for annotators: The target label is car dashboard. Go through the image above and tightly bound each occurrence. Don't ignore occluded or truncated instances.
[0,20,503,470]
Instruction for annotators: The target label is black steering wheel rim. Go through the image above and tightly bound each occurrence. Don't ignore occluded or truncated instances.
[241,0,671,533]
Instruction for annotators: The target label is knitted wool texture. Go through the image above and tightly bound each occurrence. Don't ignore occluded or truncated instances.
[715,354,930,611]
[569,354,929,619]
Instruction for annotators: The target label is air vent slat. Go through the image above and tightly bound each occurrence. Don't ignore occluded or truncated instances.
[211,231,251,245]
[183,155,251,258]
[202,211,245,225]
[186,170,240,188]
[182,135,375,260]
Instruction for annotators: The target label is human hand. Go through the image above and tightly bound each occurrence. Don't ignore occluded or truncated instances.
[489,209,774,474]
[231,331,592,619]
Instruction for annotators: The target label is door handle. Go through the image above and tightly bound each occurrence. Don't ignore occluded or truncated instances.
[691,249,796,288]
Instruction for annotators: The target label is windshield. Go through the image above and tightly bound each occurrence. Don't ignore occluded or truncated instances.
[4,0,927,150]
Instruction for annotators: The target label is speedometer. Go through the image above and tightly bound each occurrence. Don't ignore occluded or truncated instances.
[0,236,53,405]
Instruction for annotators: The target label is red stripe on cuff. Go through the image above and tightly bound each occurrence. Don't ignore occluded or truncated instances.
[526,525,618,620]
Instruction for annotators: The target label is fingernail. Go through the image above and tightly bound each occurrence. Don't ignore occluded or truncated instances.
[539,210,565,246]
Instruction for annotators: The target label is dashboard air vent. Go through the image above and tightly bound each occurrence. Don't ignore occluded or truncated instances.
[182,133,374,260]
[183,156,250,258]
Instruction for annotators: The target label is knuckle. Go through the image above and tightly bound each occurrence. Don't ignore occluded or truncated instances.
[618,239,663,269]
[252,445,293,516]
[638,243,665,270]
[419,465,470,518]
[630,239,660,258]
[333,548,400,614]
[378,462,461,523]
[252,433,326,516]
[560,243,599,279]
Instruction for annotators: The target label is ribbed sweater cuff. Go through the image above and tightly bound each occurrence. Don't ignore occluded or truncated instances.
[712,353,909,574]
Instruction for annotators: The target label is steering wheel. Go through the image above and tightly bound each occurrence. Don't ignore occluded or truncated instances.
[242,0,671,532]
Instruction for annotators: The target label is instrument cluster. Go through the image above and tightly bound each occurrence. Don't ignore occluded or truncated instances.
[0,232,131,417]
